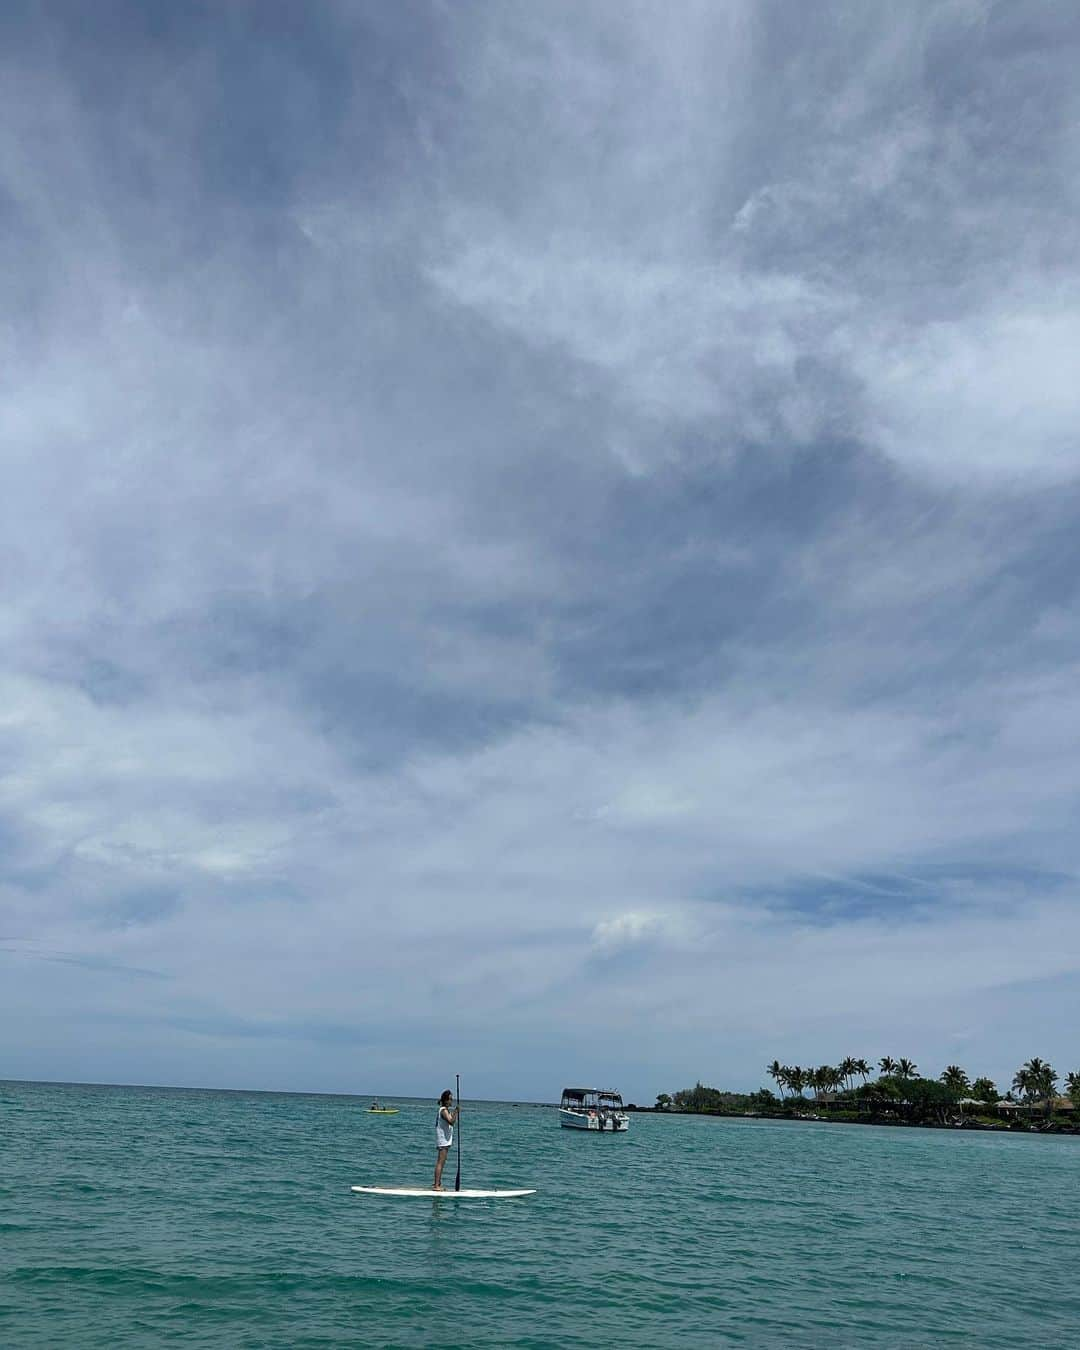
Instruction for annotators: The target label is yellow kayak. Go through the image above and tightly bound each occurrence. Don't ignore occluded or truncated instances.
[368,1107,399,1114]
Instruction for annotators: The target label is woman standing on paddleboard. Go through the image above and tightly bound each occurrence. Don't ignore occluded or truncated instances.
[433,1089,459,1191]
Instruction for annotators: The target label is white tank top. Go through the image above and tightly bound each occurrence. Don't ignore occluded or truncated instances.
[436,1108,453,1149]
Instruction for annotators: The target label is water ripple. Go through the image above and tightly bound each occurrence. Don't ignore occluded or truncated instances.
[2,1083,1079,1347]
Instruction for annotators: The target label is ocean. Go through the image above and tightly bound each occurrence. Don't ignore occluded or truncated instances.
[2,1079,1078,1347]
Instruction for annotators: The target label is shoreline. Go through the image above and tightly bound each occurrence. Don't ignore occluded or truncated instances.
[639,1106,1080,1136]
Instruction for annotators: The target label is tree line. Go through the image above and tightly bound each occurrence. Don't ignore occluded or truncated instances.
[655,1057,1080,1126]
[764,1056,1077,1109]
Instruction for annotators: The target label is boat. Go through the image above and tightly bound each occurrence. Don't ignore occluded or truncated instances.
[368,1102,399,1114]
[559,1087,630,1131]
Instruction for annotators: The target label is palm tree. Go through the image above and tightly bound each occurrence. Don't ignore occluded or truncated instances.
[767,1061,786,1099]
[940,1066,970,1094]
[896,1058,918,1080]
[1015,1058,1056,1102]
[855,1058,871,1086]
[788,1066,806,1098]
[1066,1071,1080,1109]
[839,1057,858,1092]
[879,1056,896,1076]
[812,1066,843,1102]
[1018,1058,1058,1117]
[971,1076,998,1105]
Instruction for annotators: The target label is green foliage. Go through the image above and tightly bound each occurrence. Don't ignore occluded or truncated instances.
[666,1055,1075,1129]
[671,1082,729,1113]
[940,1065,970,1093]
[850,1074,959,1123]
[857,1076,902,1102]
[902,1077,960,1121]
[1013,1058,1058,1114]
[670,1083,781,1115]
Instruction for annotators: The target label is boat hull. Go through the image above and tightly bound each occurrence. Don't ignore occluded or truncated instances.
[559,1108,629,1132]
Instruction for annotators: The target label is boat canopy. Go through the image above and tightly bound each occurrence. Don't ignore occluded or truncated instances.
[560,1087,625,1107]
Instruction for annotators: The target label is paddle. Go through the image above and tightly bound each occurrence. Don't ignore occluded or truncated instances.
[455,1072,461,1192]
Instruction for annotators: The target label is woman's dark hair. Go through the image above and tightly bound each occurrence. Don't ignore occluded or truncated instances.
[439,1089,453,1105]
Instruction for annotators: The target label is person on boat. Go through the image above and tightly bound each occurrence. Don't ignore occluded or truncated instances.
[433,1089,458,1190]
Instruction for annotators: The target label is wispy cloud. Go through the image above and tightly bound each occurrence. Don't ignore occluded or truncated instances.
[1,0,1079,1098]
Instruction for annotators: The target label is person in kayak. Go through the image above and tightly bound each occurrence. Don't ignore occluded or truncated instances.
[433,1089,459,1190]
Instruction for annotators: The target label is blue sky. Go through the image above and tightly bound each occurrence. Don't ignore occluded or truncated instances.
[2,0,1079,1103]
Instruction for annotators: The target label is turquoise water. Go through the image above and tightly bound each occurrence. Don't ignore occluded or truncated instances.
[2,1080,1078,1347]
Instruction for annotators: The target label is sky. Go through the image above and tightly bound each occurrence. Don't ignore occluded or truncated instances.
[2,0,1079,1104]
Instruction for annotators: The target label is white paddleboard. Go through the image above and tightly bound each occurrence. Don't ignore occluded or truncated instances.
[351,1185,535,1199]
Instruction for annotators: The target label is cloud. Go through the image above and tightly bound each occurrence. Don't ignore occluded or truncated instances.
[2,1,1079,1099]
[424,1,1080,488]
[849,301,1080,486]
[592,911,669,951]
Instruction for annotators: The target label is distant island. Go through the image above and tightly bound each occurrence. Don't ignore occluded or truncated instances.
[648,1057,1080,1133]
